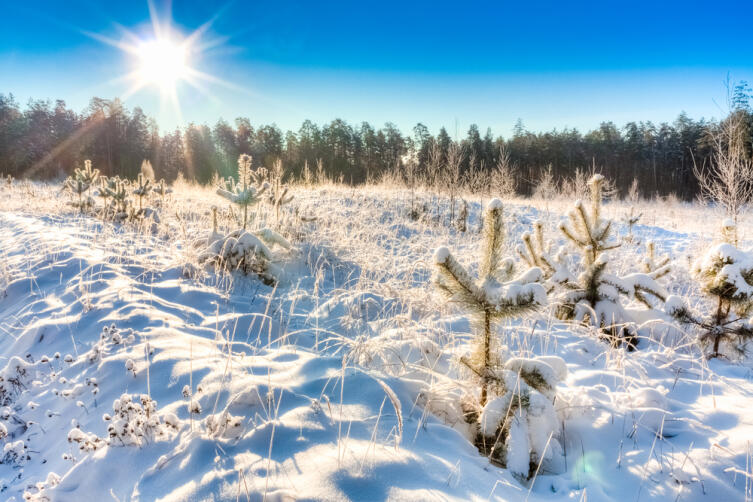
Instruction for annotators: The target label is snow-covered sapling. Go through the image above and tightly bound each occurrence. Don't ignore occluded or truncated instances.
[550,174,668,348]
[202,155,295,284]
[132,172,152,212]
[217,154,269,230]
[105,177,130,220]
[643,241,670,279]
[622,206,642,243]
[94,175,110,211]
[433,202,569,480]
[669,220,753,358]
[64,159,99,212]
[152,178,172,205]
[433,198,546,406]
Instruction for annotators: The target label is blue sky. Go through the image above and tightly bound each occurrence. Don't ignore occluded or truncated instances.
[1,0,751,137]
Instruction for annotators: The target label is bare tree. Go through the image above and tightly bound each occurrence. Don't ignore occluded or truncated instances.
[694,112,753,243]
[426,141,443,191]
[444,142,465,222]
[401,148,419,217]
[560,167,587,200]
[626,177,640,205]
[490,145,516,200]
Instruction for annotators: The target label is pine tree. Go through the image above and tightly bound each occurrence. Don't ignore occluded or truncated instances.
[216,154,268,230]
[433,198,546,406]
[64,159,99,212]
[669,220,753,358]
[433,200,569,480]
[94,175,110,212]
[622,207,642,243]
[152,178,172,206]
[541,175,668,348]
[132,172,151,212]
[105,177,130,220]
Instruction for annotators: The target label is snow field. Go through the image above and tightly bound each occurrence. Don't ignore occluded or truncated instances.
[0,180,752,501]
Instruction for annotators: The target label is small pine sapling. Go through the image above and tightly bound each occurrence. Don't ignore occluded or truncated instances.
[105,177,130,221]
[201,155,294,285]
[433,200,566,480]
[78,159,99,195]
[643,241,670,279]
[635,241,671,307]
[64,159,99,212]
[152,178,172,206]
[433,199,546,406]
[64,176,92,212]
[622,207,642,243]
[549,174,668,348]
[669,220,753,358]
[216,154,268,230]
[132,173,152,212]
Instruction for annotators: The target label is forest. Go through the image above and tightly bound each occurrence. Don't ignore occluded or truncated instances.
[1,81,751,199]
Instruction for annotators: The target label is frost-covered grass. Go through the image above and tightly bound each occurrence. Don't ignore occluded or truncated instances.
[1,179,753,501]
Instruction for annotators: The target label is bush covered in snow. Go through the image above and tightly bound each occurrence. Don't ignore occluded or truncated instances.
[196,223,294,286]
[200,155,297,285]
[68,393,178,452]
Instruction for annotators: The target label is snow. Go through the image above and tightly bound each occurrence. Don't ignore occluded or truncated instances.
[487,197,503,211]
[433,246,450,264]
[665,294,687,316]
[1,181,753,501]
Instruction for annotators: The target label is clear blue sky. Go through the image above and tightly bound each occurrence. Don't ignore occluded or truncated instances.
[1,0,751,137]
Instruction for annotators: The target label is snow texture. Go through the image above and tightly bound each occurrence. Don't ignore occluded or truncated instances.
[0,182,752,501]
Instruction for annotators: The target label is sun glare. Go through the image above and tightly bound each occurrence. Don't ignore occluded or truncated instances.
[81,7,237,122]
[136,38,189,89]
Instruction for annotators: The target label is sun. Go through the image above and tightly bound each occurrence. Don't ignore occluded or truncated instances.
[135,38,190,90]
[82,7,237,122]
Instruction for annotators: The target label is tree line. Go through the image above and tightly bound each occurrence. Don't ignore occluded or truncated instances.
[1,84,751,199]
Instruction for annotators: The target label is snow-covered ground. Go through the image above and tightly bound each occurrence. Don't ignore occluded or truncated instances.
[1,180,753,501]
